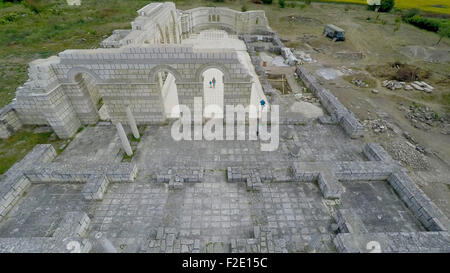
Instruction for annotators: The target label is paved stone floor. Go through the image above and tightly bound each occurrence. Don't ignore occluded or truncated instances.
[56,124,122,163]
[340,181,425,233]
[87,171,337,252]
[0,184,86,238]
[136,121,365,174]
[1,95,444,252]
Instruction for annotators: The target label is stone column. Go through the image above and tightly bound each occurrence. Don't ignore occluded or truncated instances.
[115,122,133,156]
[125,106,140,139]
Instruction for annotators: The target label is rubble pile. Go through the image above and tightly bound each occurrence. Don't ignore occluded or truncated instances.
[382,80,434,93]
[351,78,369,88]
[410,81,434,93]
[362,119,393,134]
[402,131,431,155]
[399,104,449,134]
[382,80,405,90]
[384,141,432,171]
[295,94,320,104]
[293,50,316,63]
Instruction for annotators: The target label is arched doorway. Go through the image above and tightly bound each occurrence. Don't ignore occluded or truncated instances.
[74,73,108,123]
[202,68,224,119]
[157,70,180,118]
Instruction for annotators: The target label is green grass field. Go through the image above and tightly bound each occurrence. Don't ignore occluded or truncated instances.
[0,129,63,174]
[0,0,150,108]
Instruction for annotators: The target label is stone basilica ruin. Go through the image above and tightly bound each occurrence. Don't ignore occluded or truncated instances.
[0,2,448,253]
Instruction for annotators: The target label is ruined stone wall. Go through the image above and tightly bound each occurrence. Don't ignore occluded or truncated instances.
[33,85,82,138]
[0,105,23,139]
[100,2,181,47]
[12,45,252,138]
[97,83,165,124]
[7,3,264,139]
[64,76,100,125]
[295,66,364,138]
[182,7,271,36]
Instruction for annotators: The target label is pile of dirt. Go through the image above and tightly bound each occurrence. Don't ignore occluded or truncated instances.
[367,62,431,82]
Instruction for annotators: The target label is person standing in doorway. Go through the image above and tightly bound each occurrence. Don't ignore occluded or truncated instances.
[209,80,212,88]
[212,77,216,88]
[257,100,266,137]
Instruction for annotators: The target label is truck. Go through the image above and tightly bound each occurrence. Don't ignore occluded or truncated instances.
[323,24,345,41]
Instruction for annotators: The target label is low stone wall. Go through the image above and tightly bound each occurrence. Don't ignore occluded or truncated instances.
[230,226,288,253]
[81,174,110,200]
[0,144,138,221]
[363,143,393,162]
[388,170,449,231]
[295,66,364,138]
[0,104,23,139]
[227,167,274,190]
[334,161,398,181]
[156,167,204,182]
[330,143,450,252]
[0,144,56,222]
[147,227,202,253]
[23,162,138,183]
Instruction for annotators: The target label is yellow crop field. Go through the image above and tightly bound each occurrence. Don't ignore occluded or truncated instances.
[313,0,450,14]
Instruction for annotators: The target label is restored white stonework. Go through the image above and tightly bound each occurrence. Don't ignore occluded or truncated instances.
[5,2,271,139]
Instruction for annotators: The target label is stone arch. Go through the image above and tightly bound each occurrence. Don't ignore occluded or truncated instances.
[149,65,182,119]
[66,67,102,83]
[69,71,105,124]
[195,64,231,83]
[149,64,183,83]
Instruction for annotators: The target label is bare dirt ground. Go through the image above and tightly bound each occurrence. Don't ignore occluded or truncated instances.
[269,3,450,216]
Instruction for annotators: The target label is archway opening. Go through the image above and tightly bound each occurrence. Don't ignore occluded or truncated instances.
[74,73,109,122]
[157,70,180,118]
[202,68,224,119]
